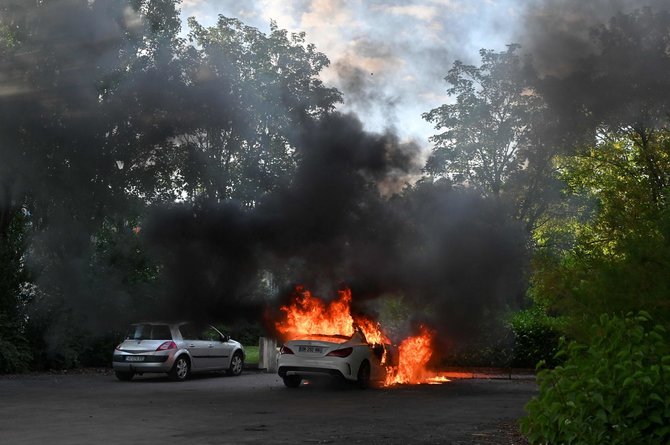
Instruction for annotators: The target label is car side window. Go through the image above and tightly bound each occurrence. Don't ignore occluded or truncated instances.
[200,326,221,342]
[179,324,198,341]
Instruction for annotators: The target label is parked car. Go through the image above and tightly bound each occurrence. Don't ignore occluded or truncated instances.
[112,322,245,381]
[277,330,396,388]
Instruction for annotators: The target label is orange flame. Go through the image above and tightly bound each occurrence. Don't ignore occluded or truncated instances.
[275,287,388,346]
[385,328,435,385]
[274,287,445,386]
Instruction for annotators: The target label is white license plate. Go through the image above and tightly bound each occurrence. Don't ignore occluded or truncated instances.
[298,346,323,353]
[126,356,145,362]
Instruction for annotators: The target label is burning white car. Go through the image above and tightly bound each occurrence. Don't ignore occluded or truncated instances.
[277,330,395,388]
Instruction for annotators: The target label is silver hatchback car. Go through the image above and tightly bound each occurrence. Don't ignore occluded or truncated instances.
[112,322,245,381]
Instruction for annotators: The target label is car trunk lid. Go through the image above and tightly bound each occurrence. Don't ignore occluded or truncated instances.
[286,336,350,358]
[118,339,167,353]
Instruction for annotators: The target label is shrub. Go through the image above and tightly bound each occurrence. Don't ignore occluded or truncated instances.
[521,311,670,445]
[0,313,33,373]
[510,307,563,368]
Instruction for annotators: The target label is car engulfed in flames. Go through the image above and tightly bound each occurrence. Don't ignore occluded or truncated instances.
[278,330,394,388]
[275,287,446,388]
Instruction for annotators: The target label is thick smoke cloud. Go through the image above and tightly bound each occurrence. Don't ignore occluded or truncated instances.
[0,0,187,339]
[140,1,667,350]
[3,1,530,356]
[519,0,669,76]
[516,1,670,134]
[144,112,424,322]
[146,111,527,345]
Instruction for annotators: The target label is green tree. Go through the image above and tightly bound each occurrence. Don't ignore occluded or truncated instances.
[0,211,31,372]
[525,7,670,337]
[0,0,189,368]
[530,131,670,331]
[0,1,347,370]
[176,16,342,205]
[424,45,547,199]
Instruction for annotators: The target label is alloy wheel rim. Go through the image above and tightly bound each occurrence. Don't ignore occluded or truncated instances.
[232,356,242,374]
[176,359,188,379]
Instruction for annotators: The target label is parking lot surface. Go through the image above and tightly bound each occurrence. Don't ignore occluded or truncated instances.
[0,371,536,444]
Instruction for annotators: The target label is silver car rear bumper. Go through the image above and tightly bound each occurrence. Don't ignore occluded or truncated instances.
[112,353,176,374]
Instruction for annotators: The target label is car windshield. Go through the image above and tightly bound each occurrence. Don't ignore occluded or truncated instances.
[125,324,172,340]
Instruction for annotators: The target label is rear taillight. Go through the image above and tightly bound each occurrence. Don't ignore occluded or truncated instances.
[156,341,177,351]
[280,345,294,355]
[327,347,353,358]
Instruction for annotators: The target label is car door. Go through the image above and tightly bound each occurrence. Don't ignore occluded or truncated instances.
[200,326,232,370]
[179,323,212,371]
[370,343,390,381]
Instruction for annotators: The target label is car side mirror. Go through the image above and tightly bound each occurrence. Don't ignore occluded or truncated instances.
[222,334,230,342]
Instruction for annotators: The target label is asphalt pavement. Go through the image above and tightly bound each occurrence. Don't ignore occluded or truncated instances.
[0,370,537,444]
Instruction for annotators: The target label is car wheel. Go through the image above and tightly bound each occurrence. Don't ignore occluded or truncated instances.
[228,351,244,376]
[115,370,134,381]
[283,375,302,388]
[169,356,190,381]
[357,360,371,389]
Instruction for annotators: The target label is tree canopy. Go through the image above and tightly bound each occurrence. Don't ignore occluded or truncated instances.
[423,45,544,198]
[0,0,342,369]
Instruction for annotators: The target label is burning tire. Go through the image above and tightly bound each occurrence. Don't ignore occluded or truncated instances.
[357,360,370,389]
[115,370,134,381]
[169,356,190,381]
[283,375,302,388]
[228,351,244,376]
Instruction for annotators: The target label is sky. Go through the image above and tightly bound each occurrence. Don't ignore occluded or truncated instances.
[178,0,521,149]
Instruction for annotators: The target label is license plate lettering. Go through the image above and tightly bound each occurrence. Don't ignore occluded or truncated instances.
[298,346,323,353]
[126,356,145,362]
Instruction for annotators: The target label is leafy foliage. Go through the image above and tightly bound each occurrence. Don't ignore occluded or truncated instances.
[0,211,31,373]
[177,16,341,204]
[423,45,542,197]
[0,1,340,372]
[530,131,670,332]
[0,313,32,373]
[509,306,563,368]
[423,45,559,233]
[521,312,670,445]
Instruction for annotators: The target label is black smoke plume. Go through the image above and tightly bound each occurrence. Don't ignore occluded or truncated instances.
[517,1,670,136]
[145,111,528,345]
[2,1,530,359]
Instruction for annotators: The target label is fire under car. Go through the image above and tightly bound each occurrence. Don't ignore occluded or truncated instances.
[277,330,396,388]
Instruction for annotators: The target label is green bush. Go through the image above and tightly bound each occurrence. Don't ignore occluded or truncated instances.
[216,321,263,346]
[79,332,123,368]
[510,307,563,368]
[0,313,33,373]
[521,311,670,445]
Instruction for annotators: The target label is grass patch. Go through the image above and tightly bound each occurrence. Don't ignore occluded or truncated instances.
[244,346,259,364]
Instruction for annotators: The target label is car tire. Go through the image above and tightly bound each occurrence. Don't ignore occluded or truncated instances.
[228,351,244,376]
[357,360,370,389]
[283,375,302,388]
[115,370,134,381]
[169,356,190,381]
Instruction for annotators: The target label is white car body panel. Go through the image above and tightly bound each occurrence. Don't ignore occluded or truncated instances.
[277,331,390,384]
